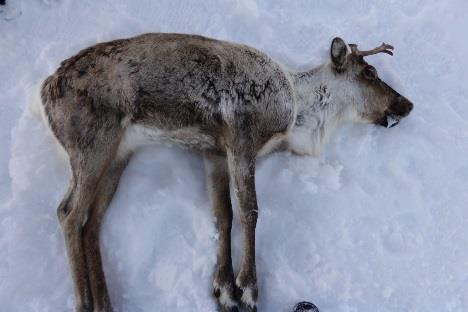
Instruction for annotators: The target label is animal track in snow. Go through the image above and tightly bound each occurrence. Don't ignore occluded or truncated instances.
[381,213,424,255]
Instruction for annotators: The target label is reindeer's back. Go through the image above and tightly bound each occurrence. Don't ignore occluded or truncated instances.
[41,33,295,153]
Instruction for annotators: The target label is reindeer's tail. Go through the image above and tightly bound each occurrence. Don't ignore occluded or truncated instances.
[28,82,48,125]
[28,79,68,159]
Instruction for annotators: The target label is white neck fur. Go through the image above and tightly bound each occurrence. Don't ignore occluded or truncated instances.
[286,63,360,156]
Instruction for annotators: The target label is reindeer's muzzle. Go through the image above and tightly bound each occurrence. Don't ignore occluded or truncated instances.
[378,113,400,128]
[379,96,413,128]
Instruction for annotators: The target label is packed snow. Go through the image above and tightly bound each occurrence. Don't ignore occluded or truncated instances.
[1,0,468,311]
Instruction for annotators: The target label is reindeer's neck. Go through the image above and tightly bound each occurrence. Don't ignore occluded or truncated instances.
[286,64,355,156]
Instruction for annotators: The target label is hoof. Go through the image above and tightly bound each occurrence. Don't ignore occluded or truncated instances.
[217,301,239,312]
[246,306,257,312]
[213,283,239,312]
[235,283,257,312]
[293,301,319,312]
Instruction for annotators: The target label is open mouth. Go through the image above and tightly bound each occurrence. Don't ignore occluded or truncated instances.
[378,113,400,128]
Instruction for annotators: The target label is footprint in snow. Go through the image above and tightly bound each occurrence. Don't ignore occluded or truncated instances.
[381,213,423,255]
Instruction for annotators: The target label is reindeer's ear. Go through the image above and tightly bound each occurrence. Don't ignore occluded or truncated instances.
[330,37,348,70]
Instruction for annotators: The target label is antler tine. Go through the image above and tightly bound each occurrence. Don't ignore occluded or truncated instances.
[350,42,394,57]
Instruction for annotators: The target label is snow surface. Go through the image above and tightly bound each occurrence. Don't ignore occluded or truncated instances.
[1,0,468,311]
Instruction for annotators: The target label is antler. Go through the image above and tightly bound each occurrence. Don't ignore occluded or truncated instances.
[349,42,394,56]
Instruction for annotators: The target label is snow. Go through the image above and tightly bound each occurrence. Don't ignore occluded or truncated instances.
[1,0,468,311]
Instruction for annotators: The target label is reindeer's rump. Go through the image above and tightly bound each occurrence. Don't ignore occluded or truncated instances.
[41,33,295,151]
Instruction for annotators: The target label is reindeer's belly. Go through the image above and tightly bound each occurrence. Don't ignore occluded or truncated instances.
[117,123,219,158]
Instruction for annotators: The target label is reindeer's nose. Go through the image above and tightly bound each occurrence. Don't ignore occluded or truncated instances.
[392,96,413,117]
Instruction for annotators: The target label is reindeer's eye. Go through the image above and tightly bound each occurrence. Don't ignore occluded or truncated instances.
[362,66,378,80]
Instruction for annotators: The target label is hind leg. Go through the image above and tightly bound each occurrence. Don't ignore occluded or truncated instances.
[58,161,109,311]
[83,154,131,312]
[55,115,125,311]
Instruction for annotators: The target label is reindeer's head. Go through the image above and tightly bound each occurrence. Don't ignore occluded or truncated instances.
[329,37,413,128]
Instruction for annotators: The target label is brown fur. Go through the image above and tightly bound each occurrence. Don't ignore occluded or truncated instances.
[40,33,412,312]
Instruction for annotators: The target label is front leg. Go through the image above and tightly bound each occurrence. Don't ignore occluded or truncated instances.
[204,155,239,312]
[226,150,258,312]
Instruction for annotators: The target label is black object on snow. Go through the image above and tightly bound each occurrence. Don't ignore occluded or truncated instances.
[293,301,320,312]
[0,0,5,6]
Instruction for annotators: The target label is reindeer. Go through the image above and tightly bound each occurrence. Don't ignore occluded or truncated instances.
[38,33,413,312]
